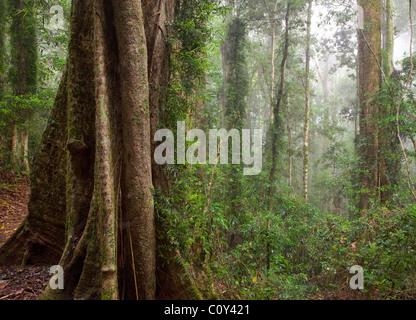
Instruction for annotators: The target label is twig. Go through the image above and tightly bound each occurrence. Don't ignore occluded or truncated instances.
[0,292,17,300]
[145,11,162,26]
[128,226,139,300]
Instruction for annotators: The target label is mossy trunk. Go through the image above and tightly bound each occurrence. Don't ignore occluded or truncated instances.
[379,0,400,203]
[1,0,215,300]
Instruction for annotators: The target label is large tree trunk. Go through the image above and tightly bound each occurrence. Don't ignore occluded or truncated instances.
[1,0,215,301]
[42,0,157,300]
[358,0,382,210]
[3,0,154,300]
[42,0,124,299]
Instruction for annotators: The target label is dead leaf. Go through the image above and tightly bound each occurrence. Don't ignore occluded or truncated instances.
[0,280,9,290]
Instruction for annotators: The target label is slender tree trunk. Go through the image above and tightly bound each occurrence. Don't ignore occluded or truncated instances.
[11,124,29,171]
[221,16,249,257]
[269,0,279,122]
[303,0,312,200]
[268,3,291,196]
[270,19,276,122]
[267,2,291,275]
[315,53,329,129]
[287,94,293,187]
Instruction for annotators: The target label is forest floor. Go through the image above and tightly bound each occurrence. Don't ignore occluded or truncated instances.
[0,171,50,300]
[0,171,399,301]
[0,171,29,247]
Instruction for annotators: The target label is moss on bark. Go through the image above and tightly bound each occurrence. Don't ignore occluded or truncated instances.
[2,0,216,301]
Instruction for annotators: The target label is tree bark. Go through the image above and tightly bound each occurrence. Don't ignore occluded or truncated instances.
[358,0,382,210]
[113,0,156,300]
[142,0,216,300]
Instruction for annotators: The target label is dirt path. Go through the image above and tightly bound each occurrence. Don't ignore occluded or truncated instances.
[0,175,29,247]
[0,172,50,300]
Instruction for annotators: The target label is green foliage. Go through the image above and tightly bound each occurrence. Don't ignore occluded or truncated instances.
[156,0,229,264]
[0,0,68,170]
[0,91,53,166]
[156,164,230,260]
[212,190,416,299]
[312,205,416,299]
[0,93,49,127]
[153,0,416,301]
[37,0,70,88]
[164,0,226,128]
[0,0,411,301]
